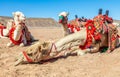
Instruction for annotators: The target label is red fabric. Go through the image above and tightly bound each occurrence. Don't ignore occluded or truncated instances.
[9,27,22,45]
[0,25,6,36]
[103,15,113,23]
[67,24,80,33]
[23,51,33,63]
[94,33,101,41]
[111,34,119,41]
[79,20,96,49]
[75,27,80,31]
[85,20,96,35]
[67,24,74,33]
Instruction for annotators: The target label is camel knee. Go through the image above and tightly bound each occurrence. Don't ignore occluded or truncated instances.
[7,42,14,47]
[89,47,100,53]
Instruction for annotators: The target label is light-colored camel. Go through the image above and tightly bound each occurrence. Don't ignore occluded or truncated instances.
[58,12,70,36]
[59,12,86,35]
[7,11,34,47]
[15,21,120,66]
[14,28,87,66]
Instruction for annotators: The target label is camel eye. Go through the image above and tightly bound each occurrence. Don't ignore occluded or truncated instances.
[17,15,20,17]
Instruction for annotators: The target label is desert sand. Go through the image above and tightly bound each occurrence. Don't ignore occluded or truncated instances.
[0,27,120,77]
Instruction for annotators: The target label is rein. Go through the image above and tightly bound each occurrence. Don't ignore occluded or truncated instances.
[46,43,58,57]
[0,26,6,36]
[22,51,33,63]
[0,28,4,36]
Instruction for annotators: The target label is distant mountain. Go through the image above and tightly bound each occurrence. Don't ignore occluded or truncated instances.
[0,16,61,27]
[114,20,120,23]
[0,16,120,27]
[0,16,12,25]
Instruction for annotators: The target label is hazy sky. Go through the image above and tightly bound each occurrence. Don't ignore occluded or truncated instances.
[0,0,120,20]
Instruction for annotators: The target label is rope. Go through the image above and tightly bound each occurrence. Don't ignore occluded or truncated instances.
[22,51,33,62]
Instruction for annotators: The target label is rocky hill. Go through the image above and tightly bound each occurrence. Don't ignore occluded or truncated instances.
[0,16,120,27]
[0,16,61,27]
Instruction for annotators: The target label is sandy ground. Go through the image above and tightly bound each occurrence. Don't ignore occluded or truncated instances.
[0,27,120,77]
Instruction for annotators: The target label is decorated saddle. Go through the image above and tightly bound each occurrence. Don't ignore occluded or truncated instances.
[79,20,102,50]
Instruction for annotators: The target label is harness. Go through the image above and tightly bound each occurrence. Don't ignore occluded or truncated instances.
[79,20,101,50]
[44,43,58,59]
[9,27,22,45]
[67,19,81,33]
[9,22,31,45]
[23,51,33,63]
[22,43,58,63]
[0,25,6,36]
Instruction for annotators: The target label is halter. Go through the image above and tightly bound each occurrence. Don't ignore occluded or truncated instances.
[22,51,33,62]
[45,43,58,57]
[0,26,5,36]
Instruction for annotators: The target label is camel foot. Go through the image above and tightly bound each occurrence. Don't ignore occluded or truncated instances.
[77,50,86,56]
[20,43,25,47]
[0,36,8,38]
[7,42,14,47]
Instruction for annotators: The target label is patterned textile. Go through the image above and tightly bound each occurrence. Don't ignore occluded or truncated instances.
[79,20,96,49]
[93,14,118,51]
[93,15,106,33]
[68,19,81,33]
[67,24,80,33]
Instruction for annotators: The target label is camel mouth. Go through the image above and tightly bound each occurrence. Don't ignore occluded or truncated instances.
[59,19,62,23]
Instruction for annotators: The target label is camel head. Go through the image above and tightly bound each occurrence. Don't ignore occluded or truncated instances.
[14,41,53,66]
[12,11,26,25]
[58,12,69,25]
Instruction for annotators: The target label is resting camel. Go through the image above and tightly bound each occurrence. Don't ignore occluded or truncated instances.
[14,10,120,66]
[59,12,87,35]
[7,11,34,47]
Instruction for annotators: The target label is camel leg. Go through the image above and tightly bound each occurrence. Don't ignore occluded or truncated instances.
[7,41,14,47]
[84,43,100,53]
[14,52,26,66]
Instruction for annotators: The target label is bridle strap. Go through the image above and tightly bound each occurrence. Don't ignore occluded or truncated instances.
[47,43,57,56]
[22,51,33,63]
[42,43,58,60]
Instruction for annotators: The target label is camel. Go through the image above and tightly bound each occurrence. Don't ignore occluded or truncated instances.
[7,11,34,47]
[59,12,87,35]
[58,12,70,36]
[14,10,120,66]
